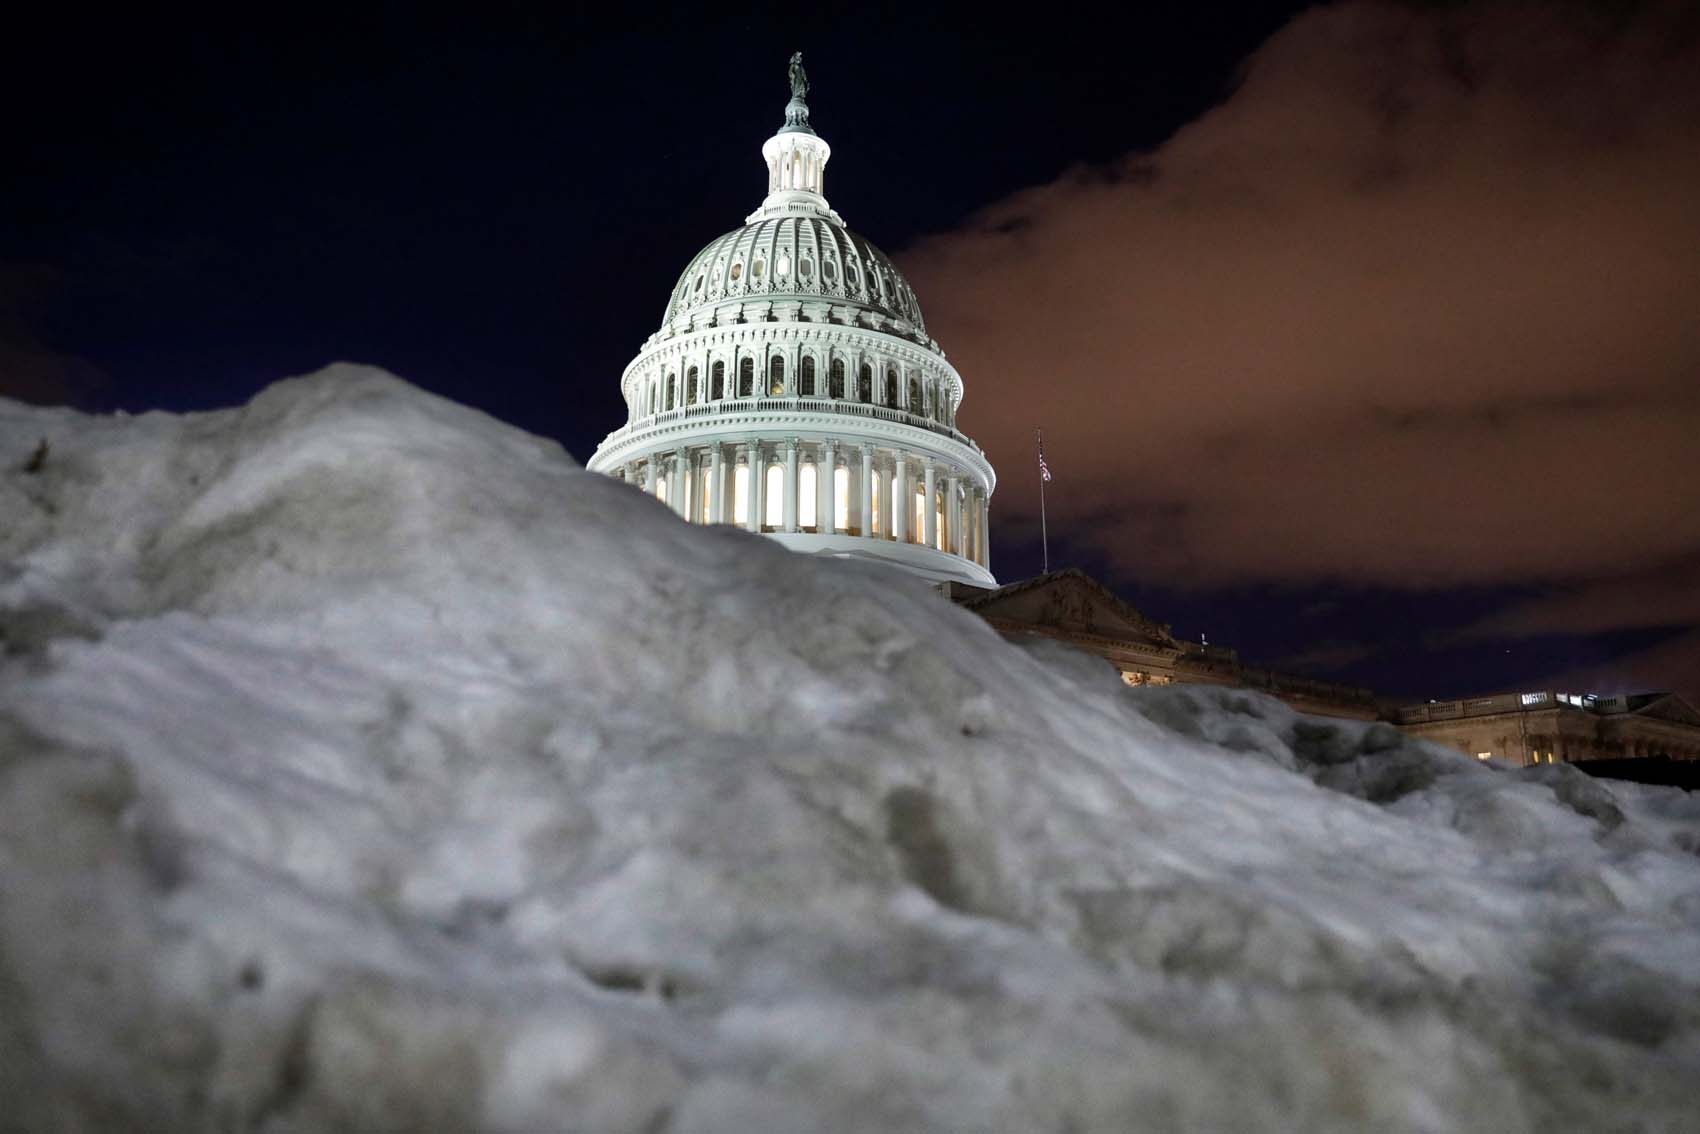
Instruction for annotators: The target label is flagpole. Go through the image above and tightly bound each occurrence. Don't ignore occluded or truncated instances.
[1036,428,1049,574]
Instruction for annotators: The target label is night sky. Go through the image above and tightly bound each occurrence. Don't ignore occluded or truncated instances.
[5,1,1697,704]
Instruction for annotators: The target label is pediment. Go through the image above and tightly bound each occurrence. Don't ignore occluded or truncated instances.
[964,570,1179,649]
[1634,694,1700,728]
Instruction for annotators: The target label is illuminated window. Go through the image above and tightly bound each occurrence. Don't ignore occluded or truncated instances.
[833,466,849,531]
[777,254,791,279]
[799,464,817,529]
[912,484,925,542]
[768,356,785,396]
[752,258,765,280]
[764,464,783,528]
[730,260,743,281]
[1476,752,1493,761]
[733,464,749,525]
[656,475,668,505]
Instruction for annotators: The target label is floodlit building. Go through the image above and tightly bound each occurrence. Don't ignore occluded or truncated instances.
[587,55,995,587]
[1397,690,1700,766]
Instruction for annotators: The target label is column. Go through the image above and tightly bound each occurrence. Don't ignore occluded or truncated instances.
[819,441,836,532]
[673,449,690,519]
[709,442,724,524]
[978,491,989,567]
[873,457,887,538]
[783,439,800,532]
[945,476,958,554]
[923,460,938,550]
[859,444,874,537]
[747,440,763,532]
[893,456,909,543]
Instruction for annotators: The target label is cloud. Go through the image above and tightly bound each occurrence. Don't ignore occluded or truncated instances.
[902,0,1700,594]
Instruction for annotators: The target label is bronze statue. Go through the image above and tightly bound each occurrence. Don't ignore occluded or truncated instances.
[788,52,808,101]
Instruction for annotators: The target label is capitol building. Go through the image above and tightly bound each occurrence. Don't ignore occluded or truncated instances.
[587,56,996,586]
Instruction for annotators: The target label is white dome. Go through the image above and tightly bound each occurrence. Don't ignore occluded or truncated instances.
[587,56,995,588]
[662,219,927,340]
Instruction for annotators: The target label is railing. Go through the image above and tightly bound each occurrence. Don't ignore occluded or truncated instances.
[601,397,981,452]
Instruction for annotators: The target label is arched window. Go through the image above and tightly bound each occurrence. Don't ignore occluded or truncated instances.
[764,463,783,528]
[858,364,872,403]
[800,355,817,397]
[883,369,897,406]
[799,463,816,530]
[711,360,725,400]
[686,366,699,406]
[768,355,785,396]
[829,358,845,399]
[909,376,922,413]
[833,465,849,532]
[732,463,750,526]
[665,373,676,411]
[739,357,755,397]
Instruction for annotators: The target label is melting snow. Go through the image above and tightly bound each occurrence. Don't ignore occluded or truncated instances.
[3,365,1699,1132]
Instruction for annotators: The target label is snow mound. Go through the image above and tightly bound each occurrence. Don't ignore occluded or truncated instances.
[3,365,1699,1132]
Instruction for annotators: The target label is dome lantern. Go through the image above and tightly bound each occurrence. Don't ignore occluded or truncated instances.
[753,53,836,225]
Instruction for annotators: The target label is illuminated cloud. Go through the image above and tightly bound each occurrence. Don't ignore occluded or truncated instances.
[903,1,1700,597]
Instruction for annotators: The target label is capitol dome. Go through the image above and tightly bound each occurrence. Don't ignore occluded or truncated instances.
[587,55,995,586]
[661,219,928,340]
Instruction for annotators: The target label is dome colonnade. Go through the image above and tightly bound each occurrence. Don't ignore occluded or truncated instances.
[587,55,995,586]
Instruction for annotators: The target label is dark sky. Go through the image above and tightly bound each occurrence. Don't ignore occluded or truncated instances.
[5,1,1697,704]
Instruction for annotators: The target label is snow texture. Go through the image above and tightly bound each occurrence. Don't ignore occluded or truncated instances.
[3,365,1699,1132]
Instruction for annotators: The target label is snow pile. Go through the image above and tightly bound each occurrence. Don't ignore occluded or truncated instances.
[3,365,1699,1132]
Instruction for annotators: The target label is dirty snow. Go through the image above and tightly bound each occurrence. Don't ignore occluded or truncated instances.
[2,365,1698,1132]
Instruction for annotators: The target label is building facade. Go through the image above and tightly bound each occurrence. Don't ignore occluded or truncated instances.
[945,570,1382,721]
[1397,691,1700,766]
[587,56,996,587]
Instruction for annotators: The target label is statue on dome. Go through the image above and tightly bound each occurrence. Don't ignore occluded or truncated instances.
[788,52,808,101]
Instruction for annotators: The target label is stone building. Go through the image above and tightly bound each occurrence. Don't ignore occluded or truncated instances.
[943,570,1381,721]
[1396,690,1700,766]
[586,56,995,587]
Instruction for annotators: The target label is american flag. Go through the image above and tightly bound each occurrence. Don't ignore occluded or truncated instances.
[1037,430,1053,482]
